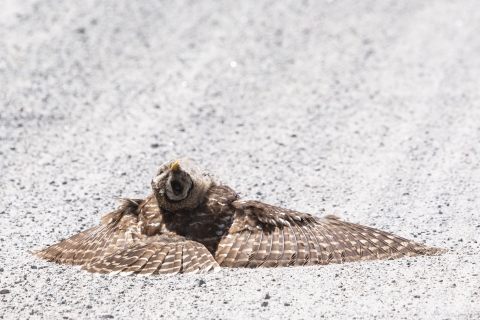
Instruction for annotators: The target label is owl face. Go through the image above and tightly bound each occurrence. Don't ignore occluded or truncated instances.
[151,159,217,212]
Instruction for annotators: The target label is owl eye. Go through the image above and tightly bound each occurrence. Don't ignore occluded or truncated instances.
[171,181,183,194]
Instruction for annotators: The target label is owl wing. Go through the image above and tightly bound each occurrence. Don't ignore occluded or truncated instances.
[33,198,142,266]
[214,200,446,268]
[83,237,220,275]
[33,198,219,275]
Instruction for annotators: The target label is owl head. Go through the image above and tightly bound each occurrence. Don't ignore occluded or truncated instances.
[151,158,218,212]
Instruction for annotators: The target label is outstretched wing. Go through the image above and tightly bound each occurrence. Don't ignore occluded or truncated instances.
[215,200,446,268]
[33,199,143,266]
[33,198,219,275]
[84,239,220,275]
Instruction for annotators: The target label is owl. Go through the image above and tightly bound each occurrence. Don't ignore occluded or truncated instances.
[34,159,446,275]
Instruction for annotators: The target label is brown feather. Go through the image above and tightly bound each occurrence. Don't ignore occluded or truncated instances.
[291,223,309,266]
[301,224,321,265]
[259,227,281,268]
[185,242,201,273]
[136,245,171,276]
[246,229,269,267]
[221,230,250,267]
[215,232,241,266]
[277,226,294,267]
[232,230,256,268]
[259,228,275,268]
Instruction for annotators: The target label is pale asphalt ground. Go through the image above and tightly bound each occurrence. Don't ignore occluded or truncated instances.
[1,1,479,319]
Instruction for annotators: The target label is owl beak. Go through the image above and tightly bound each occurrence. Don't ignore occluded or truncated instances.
[170,161,180,172]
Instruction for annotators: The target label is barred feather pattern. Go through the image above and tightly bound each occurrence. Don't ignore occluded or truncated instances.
[214,200,447,268]
[33,199,219,275]
[33,183,446,275]
[33,199,141,266]
[83,237,220,275]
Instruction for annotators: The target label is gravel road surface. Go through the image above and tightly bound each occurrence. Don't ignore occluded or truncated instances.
[1,1,479,319]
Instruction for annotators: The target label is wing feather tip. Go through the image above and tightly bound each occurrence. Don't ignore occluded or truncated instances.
[416,245,448,256]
